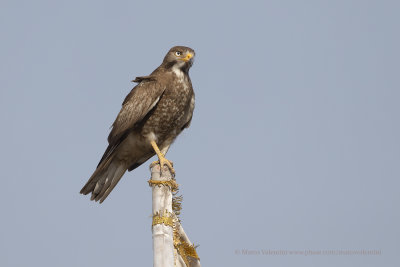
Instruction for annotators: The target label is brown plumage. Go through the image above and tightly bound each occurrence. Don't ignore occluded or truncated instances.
[80,46,195,203]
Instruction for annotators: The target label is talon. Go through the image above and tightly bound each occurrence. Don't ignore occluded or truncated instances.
[160,157,175,174]
[150,158,175,174]
[150,140,176,176]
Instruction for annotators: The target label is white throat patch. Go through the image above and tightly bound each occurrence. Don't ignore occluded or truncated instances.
[172,64,185,82]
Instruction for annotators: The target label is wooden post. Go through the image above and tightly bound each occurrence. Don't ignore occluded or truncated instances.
[150,164,174,267]
[149,164,201,267]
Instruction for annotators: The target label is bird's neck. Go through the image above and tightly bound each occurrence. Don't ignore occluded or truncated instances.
[171,65,187,81]
[152,63,190,82]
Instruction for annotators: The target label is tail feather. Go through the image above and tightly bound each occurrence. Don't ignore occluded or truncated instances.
[80,159,127,203]
[80,155,113,195]
[97,164,126,203]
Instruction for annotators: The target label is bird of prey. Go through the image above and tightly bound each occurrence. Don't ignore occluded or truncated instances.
[80,46,195,203]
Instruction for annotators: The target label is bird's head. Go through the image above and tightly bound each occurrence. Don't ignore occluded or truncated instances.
[162,46,195,73]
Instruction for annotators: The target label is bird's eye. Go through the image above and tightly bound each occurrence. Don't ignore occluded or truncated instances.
[175,51,182,56]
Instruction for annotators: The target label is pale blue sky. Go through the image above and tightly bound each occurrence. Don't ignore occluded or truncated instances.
[1,0,399,266]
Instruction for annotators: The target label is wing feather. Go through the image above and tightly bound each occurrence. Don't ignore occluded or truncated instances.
[108,78,165,144]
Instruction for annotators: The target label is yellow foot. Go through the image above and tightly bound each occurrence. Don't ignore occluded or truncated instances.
[150,155,175,175]
[150,140,175,176]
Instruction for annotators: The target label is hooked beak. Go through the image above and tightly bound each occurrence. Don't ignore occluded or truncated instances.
[181,52,194,62]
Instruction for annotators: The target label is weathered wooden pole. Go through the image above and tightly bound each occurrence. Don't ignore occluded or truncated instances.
[149,164,201,267]
[150,164,175,267]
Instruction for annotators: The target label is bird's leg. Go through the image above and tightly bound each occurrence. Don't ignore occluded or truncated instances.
[150,140,175,175]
